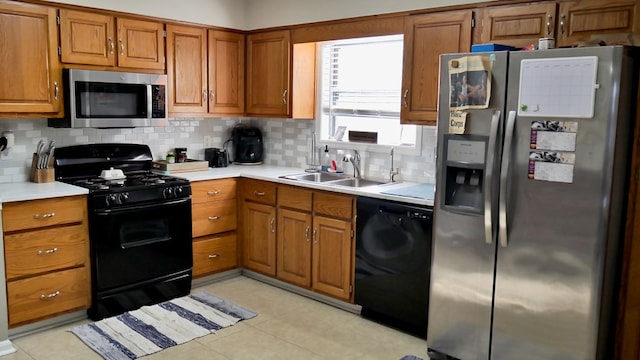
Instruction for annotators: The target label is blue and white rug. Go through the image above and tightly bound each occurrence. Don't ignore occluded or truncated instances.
[70,291,257,360]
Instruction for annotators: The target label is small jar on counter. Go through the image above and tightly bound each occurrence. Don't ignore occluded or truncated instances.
[166,151,175,163]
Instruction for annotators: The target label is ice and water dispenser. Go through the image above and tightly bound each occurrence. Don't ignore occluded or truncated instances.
[441,134,487,214]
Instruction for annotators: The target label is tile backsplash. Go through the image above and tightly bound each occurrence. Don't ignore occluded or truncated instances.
[0,117,436,184]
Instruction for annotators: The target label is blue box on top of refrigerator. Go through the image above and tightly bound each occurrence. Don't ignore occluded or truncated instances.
[428,46,639,360]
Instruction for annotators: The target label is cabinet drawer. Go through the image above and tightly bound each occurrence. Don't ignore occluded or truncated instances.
[3,196,86,232]
[8,266,90,327]
[241,179,277,205]
[193,233,237,277]
[278,185,312,211]
[314,192,354,220]
[192,199,237,237]
[191,178,237,204]
[5,224,88,280]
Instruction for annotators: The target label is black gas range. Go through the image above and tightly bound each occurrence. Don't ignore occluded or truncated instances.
[55,143,193,320]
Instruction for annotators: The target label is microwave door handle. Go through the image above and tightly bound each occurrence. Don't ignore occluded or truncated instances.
[484,110,500,245]
[499,110,517,248]
[146,84,153,120]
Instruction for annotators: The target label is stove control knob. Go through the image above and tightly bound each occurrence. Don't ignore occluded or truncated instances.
[107,194,118,206]
[120,192,129,204]
[174,186,184,196]
[163,187,174,199]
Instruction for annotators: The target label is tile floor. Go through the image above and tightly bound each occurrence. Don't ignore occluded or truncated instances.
[6,276,428,360]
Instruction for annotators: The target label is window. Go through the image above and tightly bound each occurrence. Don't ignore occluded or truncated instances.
[317,35,419,151]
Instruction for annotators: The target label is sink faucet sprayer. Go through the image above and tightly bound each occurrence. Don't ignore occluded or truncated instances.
[389,147,399,182]
[343,150,361,179]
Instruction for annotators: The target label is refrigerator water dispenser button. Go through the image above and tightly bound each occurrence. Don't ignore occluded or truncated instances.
[456,171,466,184]
[470,171,480,186]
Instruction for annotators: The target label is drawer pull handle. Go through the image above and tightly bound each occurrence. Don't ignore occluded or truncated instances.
[207,190,221,195]
[37,247,58,255]
[40,290,60,300]
[270,217,275,233]
[312,227,318,243]
[254,191,265,196]
[305,226,310,242]
[208,253,220,259]
[208,216,221,221]
[34,212,55,219]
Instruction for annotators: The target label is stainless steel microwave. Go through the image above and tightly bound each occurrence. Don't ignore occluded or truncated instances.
[48,69,168,128]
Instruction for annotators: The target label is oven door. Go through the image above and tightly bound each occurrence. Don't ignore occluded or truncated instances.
[90,197,192,292]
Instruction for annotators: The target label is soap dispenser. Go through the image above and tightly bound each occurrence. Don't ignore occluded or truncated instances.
[322,145,330,172]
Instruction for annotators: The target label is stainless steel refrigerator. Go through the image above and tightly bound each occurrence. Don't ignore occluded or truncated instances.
[428,46,639,360]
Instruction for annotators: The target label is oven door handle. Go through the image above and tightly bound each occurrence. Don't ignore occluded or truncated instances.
[93,198,190,215]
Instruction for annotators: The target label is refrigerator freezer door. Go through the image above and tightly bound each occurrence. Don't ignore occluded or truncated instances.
[428,51,508,360]
[491,46,635,360]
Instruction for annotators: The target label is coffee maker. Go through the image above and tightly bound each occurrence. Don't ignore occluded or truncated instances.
[205,148,229,167]
[232,126,263,165]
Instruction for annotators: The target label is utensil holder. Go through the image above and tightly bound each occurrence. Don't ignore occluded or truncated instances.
[30,153,54,183]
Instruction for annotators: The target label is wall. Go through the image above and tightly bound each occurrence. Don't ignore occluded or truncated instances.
[41,0,248,29]
[0,117,436,184]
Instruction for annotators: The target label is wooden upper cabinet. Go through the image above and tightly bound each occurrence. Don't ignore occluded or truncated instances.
[166,24,208,113]
[401,10,472,125]
[0,1,61,114]
[209,30,245,115]
[557,0,640,47]
[246,30,291,117]
[59,9,115,66]
[116,18,164,70]
[479,2,557,48]
[59,10,164,70]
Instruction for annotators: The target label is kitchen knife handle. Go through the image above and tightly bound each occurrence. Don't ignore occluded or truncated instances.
[499,111,517,248]
[484,110,500,245]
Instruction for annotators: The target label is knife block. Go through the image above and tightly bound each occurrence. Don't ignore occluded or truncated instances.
[30,153,54,183]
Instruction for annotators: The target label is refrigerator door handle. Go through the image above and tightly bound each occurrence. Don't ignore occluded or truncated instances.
[484,110,501,245]
[499,110,517,247]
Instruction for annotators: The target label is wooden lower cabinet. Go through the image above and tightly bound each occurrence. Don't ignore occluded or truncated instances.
[243,201,277,276]
[190,179,238,278]
[7,267,89,327]
[193,233,237,276]
[275,185,355,302]
[2,195,90,328]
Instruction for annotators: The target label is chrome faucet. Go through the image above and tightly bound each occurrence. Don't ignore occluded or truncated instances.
[389,147,399,182]
[343,150,361,179]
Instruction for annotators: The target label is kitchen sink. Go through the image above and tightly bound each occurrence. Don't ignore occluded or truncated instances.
[328,178,388,188]
[280,172,349,182]
[280,172,390,188]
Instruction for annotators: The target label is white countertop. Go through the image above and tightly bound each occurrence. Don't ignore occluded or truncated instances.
[171,165,435,207]
[0,181,88,203]
[0,165,434,206]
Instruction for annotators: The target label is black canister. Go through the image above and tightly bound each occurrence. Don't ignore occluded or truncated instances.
[175,148,187,163]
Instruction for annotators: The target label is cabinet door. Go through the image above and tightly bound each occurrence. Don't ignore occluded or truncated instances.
[116,17,165,70]
[166,24,207,113]
[243,201,277,276]
[557,0,640,47]
[277,208,312,287]
[401,11,472,125]
[479,2,557,48]
[209,30,245,115]
[59,9,116,66]
[312,216,352,301]
[246,30,291,116]
[0,1,61,113]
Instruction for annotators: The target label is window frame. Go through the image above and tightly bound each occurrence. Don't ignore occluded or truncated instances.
[314,35,422,156]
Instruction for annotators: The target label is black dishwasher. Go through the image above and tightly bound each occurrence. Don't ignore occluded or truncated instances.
[355,197,433,337]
